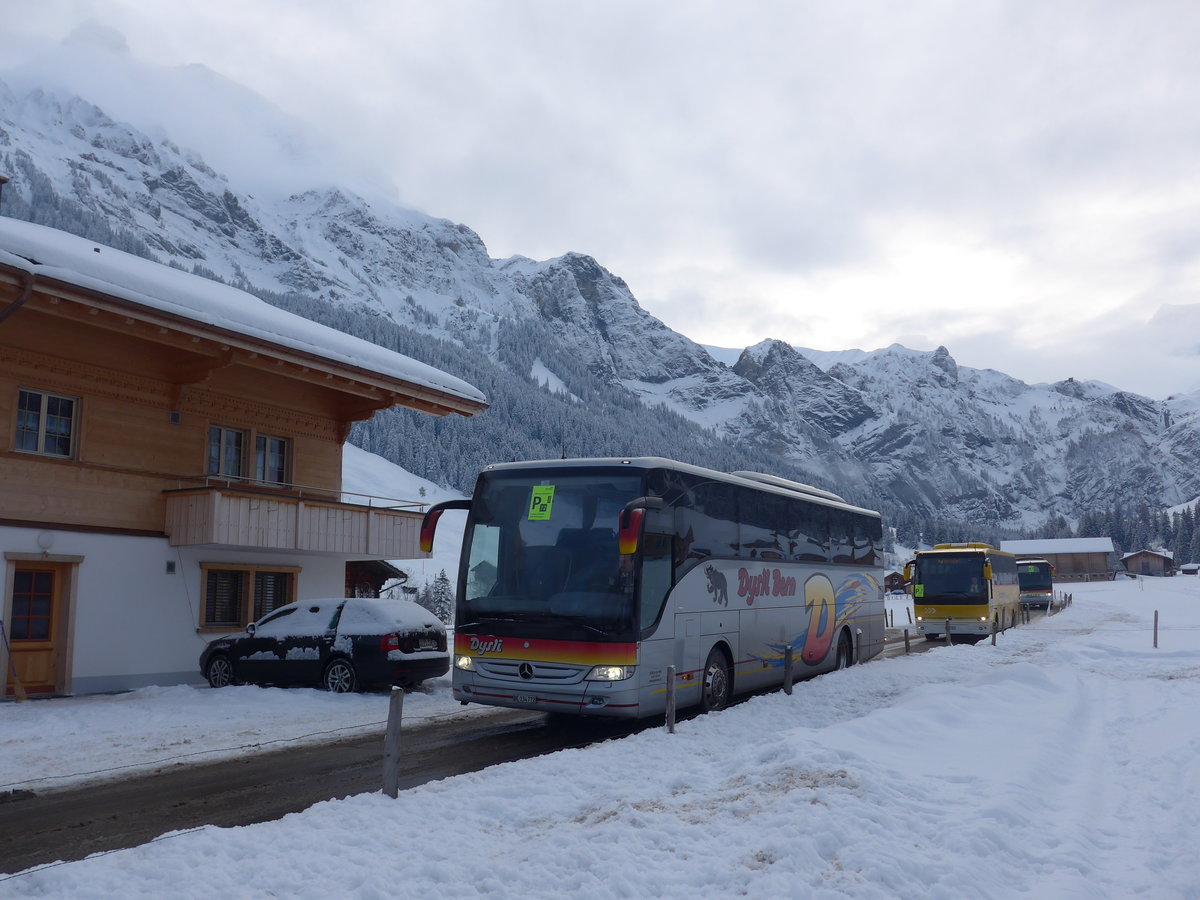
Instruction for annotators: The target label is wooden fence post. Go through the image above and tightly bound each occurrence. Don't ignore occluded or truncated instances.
[665,665,677,733]
[783,645,794,696]
[1154,610,1159,649]
[903,628,911,654]
[382,686,405,798]
[945,619,952,646]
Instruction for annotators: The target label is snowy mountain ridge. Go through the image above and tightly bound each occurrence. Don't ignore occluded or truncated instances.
[3,63,1200,531]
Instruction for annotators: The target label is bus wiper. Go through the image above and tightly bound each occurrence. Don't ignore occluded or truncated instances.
[561,621,609,638]
[468,612,548,624]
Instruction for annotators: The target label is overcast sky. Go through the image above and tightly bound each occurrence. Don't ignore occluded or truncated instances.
[7,1,1200,399]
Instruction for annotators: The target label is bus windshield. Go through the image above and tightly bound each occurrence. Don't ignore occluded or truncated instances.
[1018,563,1053,591]
[459,470,642,640]
[916,556,987,602]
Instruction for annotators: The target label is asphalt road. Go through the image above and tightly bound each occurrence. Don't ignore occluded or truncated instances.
[1,620,1035,877]
[0,707,639,876]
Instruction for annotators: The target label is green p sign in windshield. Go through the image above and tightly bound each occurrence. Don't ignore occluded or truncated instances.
[528,485,556,520]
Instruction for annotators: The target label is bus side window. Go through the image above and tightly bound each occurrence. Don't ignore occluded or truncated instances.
[640,532,674,632]
[792,504,829,562]
[465,524,501,599]
[686,481,739,562]
[855,516,883,566]
[829,509,855,563]
[739,489,788,560]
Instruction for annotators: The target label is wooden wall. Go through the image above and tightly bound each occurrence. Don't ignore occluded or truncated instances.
[1,301,348,534]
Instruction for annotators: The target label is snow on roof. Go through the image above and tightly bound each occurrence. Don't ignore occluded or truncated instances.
[1122,549,1174,561]
[0,217,486,407]
[1000,537,1116,554]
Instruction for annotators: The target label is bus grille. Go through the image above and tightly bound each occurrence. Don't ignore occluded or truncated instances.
[475,659,587,683]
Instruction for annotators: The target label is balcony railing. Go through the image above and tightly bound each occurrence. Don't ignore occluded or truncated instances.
[164,480,430,558]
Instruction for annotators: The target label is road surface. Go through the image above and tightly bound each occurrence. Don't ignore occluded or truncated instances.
[3,620,1032,876]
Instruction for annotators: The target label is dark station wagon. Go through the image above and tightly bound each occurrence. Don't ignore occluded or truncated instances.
[200,597,449,692]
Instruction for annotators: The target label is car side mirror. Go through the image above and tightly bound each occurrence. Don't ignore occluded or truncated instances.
[246,622,256,635]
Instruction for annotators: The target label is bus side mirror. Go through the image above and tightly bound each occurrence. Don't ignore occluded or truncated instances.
[903,564,912,582]
[419,499,472,553]
[618,496,664,554]
[983,563,993,581]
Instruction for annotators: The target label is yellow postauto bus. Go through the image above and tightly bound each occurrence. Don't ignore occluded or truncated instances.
[906,543,1020,641]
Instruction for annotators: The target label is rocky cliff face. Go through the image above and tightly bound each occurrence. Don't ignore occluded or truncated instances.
[4,75,1199,528]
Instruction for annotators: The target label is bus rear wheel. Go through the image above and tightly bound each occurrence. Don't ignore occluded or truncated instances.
[701,648,731,712]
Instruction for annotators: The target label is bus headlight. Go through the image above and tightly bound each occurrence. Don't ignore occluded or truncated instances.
[915,616,923,623]
[454,655,475,671]
[587,665,634,681]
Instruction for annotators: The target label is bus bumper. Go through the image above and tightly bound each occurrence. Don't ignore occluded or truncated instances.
[916,619,993,637]
[1020,592,1053,609]
[452,677,643,718]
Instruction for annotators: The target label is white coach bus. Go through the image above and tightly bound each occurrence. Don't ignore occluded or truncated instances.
[420,457,885,719]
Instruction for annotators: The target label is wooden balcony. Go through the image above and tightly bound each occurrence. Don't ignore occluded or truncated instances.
[164,483,429,559]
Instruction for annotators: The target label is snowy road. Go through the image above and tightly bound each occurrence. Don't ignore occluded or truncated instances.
[1,707,582,875]
[11,588,1184,899]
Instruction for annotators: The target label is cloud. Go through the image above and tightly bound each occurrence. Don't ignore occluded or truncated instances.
[7,0,1200,398]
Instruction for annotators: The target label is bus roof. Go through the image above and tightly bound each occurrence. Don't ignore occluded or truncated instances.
[479,457,880,517]
[917,544,1017,558]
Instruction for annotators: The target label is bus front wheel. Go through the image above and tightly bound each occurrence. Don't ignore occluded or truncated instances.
[701,648,731,712]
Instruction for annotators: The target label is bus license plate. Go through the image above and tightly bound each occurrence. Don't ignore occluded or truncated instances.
[515,694,537,704]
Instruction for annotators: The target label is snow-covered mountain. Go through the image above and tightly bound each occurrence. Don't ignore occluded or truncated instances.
[4,54,1199,533]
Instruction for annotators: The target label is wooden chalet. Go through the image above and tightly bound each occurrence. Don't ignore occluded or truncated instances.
[0,218,486,697]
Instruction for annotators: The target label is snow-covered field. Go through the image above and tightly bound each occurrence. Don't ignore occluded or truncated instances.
[3,577,1199,898]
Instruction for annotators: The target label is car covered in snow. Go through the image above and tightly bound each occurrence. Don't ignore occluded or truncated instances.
[199,597,449,692]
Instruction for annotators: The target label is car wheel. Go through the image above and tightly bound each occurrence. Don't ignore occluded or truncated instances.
[835,632,852,670]
[323,658,358,693]
[205,654,235,689]
[700,648,731,713]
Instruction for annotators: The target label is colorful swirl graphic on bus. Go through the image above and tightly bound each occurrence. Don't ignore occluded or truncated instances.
[756,572,879,669]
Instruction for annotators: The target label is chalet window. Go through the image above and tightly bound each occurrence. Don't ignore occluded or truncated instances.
[16,388,78,458]
[255,434,290,485]
[207,426,246,479]
[253,570,292,619]
[201,564,299,630]
[204,568,246,628]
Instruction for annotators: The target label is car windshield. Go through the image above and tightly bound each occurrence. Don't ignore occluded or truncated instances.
[459,469,641,639]
[916,555,987,602]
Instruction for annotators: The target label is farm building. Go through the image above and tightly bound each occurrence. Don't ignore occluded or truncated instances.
[1121,549,1174,577]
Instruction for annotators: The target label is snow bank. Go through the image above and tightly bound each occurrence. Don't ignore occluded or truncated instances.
[3,577,1199,898]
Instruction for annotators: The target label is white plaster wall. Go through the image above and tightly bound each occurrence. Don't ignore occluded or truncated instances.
[2,526,352,695]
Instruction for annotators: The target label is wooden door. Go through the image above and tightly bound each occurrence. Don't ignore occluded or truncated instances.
[6,565,67,696]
